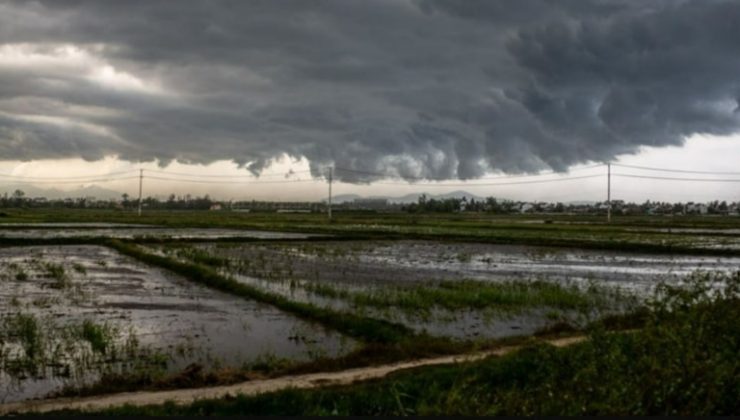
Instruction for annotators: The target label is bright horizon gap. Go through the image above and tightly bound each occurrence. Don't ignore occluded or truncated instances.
[0,134,739,203]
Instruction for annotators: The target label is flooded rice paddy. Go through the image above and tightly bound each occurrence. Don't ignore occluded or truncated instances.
[182,240,740,292]
[154,241,740,340]
[0,245,352,403]
[0,227,320,240]
[2,223,739,404]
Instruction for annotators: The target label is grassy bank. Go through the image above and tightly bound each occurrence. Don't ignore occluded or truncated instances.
[2,209,739,256]
[161,242,634,318]
[52,271,739,416]
[2,208,740,230]
[304,279,632,317]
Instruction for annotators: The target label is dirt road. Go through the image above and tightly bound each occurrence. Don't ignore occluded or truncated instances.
[0,335,586,415]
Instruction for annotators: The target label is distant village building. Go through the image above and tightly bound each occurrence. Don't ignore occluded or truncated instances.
[209,203,223,211]
[685,203,709,215]
[351,198,389,211]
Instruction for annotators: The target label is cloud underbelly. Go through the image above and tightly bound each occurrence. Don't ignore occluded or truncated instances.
[0,0,738,182]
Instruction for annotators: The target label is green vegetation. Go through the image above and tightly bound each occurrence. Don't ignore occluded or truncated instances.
[77,320,116,355]
[241,353,294,375]
[71,263,87,275]
[0,314,158,384]
[1,208,739,229]
[4,313,43,363]
[43,262,70,289]
[1,209,739,256]
[305,279,631,316]
[106,240,414,344]
[14,270,28,281]
[0,211,737,414]
[56,271,739,416]
[165,241,635,328]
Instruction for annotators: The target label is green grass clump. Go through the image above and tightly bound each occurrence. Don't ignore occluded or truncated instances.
[44,262,70,289]
[0,313,169,393]
[14,270,28,281]
[62,271,739,416]
[303,279,628,316]
[71,262,87,275]
[0,313,49,377]
[351,280,624,314]
[3,313,44,361]
[303,282,351,300]
[167,246,232,268]
[77,320,116,355]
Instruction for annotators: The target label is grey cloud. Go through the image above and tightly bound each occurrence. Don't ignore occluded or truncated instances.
[506,0,740,156]
[0,113,121,161]
[0,0,739,181]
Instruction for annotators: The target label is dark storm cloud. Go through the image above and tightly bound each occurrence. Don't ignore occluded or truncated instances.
[0,0,739,181]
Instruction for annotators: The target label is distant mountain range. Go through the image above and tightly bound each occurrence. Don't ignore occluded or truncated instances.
[0,185,122,200]
[0,184,597,205]
[333,192,599,205]
[565,200,598,205]
[333,190,494,204]
[0,185,492,203]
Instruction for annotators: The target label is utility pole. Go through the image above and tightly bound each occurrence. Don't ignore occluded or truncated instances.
[137,169,143,216]
[607,162,611,223]
[327,166,333,221]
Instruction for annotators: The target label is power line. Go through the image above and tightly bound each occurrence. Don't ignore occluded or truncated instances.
[1,162,738,194]
[613,173,740,183]
[611,163,740,176]
[373,174,604,187]
[0,168,313,181]
[0,176,139,185]
[145,175,323,185]
[334,164,605,181]
[143,168,313,178]
[0,161,735,182]
[0,170,138,181]
[610,187,730,199]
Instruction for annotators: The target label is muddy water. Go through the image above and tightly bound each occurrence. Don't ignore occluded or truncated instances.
[146,244,567,340]
[0,245,353,403]
[194,241,740,293]
[0,227,320,240]
[0,223,155,228]
[171,241,739,339]
[349,242,740,292]
[215,271,557,340]
[626,227,740,235]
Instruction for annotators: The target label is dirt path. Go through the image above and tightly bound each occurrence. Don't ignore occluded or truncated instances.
[0,335,586,415]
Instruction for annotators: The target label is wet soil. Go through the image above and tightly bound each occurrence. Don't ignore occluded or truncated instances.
[162,241,740,339]
[154,241,740,339]
[194,240,740,292]
[0,245,353,403]
[0,335,587,415]
[0,226,320,240]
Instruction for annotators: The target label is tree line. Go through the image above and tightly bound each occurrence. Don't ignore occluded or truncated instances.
[1,189,739,215]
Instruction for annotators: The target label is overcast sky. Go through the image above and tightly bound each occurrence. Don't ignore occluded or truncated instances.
[1,0,739,202]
